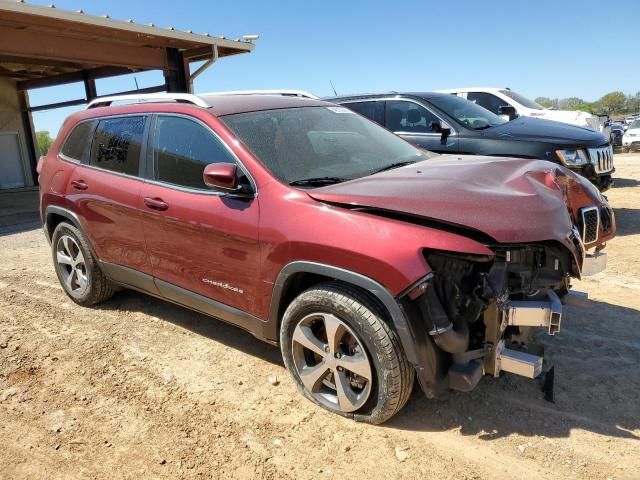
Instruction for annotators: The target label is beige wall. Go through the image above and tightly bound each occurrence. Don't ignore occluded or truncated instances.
[0,78,34,187]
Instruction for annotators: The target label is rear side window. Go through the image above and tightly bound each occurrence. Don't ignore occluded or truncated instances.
[90,116,145,176]
[344,101,384,126]
[61,121,94,161]
[152,115,236,190]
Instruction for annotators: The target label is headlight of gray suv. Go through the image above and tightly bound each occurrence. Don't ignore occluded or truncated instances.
[556,149,589,166]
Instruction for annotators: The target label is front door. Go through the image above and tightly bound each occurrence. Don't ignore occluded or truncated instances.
[384,100,458,154]
[139,114,261,317]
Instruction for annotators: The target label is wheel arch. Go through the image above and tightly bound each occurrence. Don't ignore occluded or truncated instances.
[44,206,83,242]
[267,261,420,365]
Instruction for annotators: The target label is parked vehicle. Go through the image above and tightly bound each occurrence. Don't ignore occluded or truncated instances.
[624,114,640,125]
[39,93,615,424]
[437,87,602,130]
[331,92,614,191]
[622,118,640,151]
[609,122,625,149]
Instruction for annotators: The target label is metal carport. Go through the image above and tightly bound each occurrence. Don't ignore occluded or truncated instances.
[0,0,255,191]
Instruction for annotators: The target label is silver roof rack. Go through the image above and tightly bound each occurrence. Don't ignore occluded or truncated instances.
[201,89,319,99]
[86,92,209,109]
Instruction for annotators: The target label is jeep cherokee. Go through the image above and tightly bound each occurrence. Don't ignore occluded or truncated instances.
[38,93,616,423]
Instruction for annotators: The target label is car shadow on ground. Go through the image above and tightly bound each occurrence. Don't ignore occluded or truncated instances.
[103,290,640,442]
[0,220,40,237]
[102,290,284,366]
[613,207,640,236]
[613,177,640,188]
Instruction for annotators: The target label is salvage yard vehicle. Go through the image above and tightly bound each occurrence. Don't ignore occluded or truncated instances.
[38,93,616,424]
[332,92,615,191]
[437,87,602,131]
[623,119,640,151]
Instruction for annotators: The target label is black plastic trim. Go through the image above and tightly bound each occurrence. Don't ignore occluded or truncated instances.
[154,278,269,341]
[267,261,421,365]
[98,261,160,296]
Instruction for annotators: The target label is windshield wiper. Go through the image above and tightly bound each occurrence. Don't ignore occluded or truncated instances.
[371,160,418,174]
[473,124,495,130]
[289,176,346,187]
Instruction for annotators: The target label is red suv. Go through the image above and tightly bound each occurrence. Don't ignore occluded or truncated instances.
[39,92,616,423]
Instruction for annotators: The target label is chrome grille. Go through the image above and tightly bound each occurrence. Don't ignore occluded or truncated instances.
[588,146,614,173]
[580,206,600,244]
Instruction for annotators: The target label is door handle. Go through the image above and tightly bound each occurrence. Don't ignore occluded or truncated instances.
[143,197,169,211]
[71,180,88,191]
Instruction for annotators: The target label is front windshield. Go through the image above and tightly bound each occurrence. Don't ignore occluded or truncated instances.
[499,89,544,110]
[630,119,640,129]
[220,106,434,185]
[427,95,508,130]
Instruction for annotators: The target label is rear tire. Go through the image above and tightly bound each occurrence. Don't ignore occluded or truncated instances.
[51,222,114,306]
[280,282,414,424]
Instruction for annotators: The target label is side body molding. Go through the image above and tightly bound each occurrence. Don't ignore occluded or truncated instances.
[267,261,420,365]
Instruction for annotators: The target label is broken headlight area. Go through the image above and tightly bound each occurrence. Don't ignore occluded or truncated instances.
[401,244,575,399]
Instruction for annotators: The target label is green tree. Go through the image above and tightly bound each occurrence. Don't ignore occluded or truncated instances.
[558,97,584,109]
[535,97,556,108]
[626,92,640,113]
[36,131,54,156]
[598,91,627,114]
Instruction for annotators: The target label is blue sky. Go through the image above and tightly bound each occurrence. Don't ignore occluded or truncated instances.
[26,0,640,136]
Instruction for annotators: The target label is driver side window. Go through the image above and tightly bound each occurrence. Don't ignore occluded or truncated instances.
[385,101,440,134]
[152,115,236,190]
[466,92,507,115]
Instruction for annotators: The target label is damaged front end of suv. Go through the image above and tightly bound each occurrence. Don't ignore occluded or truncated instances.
[310,156,616,400]
[402,167,615,400]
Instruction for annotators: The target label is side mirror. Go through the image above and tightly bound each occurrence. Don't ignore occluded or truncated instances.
[429,120,451,144]
[498,105,518,120]
[203,163,255,197]
[203,163,239,191]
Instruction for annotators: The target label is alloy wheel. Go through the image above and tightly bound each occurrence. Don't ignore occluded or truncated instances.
[291,312,373,413]
[55,235,88,296]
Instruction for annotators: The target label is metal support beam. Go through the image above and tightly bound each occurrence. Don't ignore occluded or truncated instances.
[29,98,88,112]
[17,66,136,91]
[27,84,167,112]
[164,48,189,93]
[16,89,38,185]
[188,45,218,93]
[83,72,97,102]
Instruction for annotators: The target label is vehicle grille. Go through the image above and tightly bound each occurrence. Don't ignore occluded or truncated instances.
[588,146,614,173]
[580,206,600,244]
[600,205,612,232]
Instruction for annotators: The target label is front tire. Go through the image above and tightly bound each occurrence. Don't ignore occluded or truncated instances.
[51,222,114,306]
[280,282,414,424]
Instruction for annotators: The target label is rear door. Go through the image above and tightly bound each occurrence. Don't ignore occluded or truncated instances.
[384,100,458,154]
[70,115,153,281]
[342,100,385,126]
[139,114,261,317]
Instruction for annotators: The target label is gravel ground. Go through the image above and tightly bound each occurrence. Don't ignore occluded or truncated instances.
[1,154,639,480]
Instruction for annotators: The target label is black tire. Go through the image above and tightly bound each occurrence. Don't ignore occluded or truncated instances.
[280,282,414,424]
[51,222,115,306]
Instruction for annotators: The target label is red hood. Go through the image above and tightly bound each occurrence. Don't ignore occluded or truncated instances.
[308,155,585,244]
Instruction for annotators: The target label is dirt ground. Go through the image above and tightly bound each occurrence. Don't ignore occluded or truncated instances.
[1,154,639,480]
